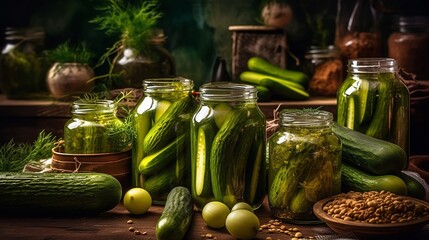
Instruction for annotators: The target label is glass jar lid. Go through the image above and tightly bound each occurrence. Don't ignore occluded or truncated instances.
[143,77,193,93]
[71,99,116,114]
[279,109,333,127]
[348,58,397,73]
[199,82,257,101]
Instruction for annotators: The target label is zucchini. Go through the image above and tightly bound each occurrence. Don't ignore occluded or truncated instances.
[398,171,427,200]
[332,122,407,175]
[138,133,187,176]
[210,109,247,207]
[155,186,194,240]
[341,163,408,196]
[247,56,309,87]
[143,96,195,154]
[0,172,122,215]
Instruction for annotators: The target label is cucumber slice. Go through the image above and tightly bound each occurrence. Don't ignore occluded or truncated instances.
[195,125,213,196]
[155,100,172,122]
[358,80,376,125]
[213,103,233,128]
[346,96,358,130]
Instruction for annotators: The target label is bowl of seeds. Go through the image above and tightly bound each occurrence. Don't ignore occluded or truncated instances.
[313,191,429,239]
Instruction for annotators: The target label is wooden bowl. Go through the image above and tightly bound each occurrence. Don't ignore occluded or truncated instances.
[313,195,429,239]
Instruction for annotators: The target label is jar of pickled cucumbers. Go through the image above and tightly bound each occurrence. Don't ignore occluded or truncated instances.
[336,58,410,156]
[131,77,197,204]
[191,82,266,210]
[64,99,131,154]
[267,109,342,224]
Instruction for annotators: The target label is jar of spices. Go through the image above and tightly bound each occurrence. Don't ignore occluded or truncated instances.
[267,109,342,224]
[0,27,49,99]
[64,99,131,154]
[336,58,410,156]
[335,0,382,74]
[191,82,266,210]
[131,77,197,204]
[388,16,429,80]
[304,45,343,97]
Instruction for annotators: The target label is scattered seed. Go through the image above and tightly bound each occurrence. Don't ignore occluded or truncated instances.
[126,219,133,224]
[128,227,135,232]
[134,230,142,235]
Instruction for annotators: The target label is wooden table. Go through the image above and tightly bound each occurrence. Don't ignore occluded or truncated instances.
[1,199,428,240]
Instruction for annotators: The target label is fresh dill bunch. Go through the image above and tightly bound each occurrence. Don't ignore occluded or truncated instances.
[0,131,58,172]
[90,0,162,59]
[44,41,94,65]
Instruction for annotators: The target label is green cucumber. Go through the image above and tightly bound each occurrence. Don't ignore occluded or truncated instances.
[155,186,194,240]
[341,163,407,196]
[143,96,195,154]
[240,71,305,90]
[0,172,122,215]
[139,133,187,176]
[260,78,309,100]
[155,100,172,122]
[194,124,215,197]
[213,103,233,128]
[210,109,247,207]
[357,80,376,125]
[255,85,271,102]
[244,140,266,205]
[247,56,309,87]
[332,123,407,175]
[398,171,427,200]
[346,95,358,130]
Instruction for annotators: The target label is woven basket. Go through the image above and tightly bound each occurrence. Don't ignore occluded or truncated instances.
[51,146,131,190]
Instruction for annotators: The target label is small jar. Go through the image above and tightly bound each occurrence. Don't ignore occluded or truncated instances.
[64,99,131,154]
[388,16,429,80]
[0,27,49,99]
[337,58,410,156]
[131,78,197,204]
[304,46,343,96]
[191,82,266,210]
[267,109,342,224]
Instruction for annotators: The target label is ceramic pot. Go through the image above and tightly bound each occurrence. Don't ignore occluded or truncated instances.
[46,62,94,98]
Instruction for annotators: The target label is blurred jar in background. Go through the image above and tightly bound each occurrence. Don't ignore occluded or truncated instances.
[388,16,429,80]
[304,45,343,97]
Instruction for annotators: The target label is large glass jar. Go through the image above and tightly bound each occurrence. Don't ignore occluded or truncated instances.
[337,58,410,156]
[388,16,429,80]
[191,82,266,210]
[131,78,197,204]
[267,109,342,224]
[0,27,49,99]
[335,0,382,74]
[64,99,131,154]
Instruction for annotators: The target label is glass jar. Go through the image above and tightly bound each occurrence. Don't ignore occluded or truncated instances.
[267,109,342,224]
[64,99,131,154]
[191,82,266,210]
[388,16,429,80]
[0,27,49,99]
[131,78,197,204]
[337,58,410,156]
[112,30,175,89]
[304,45,343,97]
[335,0,382,74]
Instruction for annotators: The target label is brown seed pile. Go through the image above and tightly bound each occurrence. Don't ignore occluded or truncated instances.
[323,191,429,224]
[259,219,315,240]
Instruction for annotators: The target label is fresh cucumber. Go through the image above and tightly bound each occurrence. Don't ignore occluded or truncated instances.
[332,122,407,175]
[240,71,305,90]
[155,186,194,240]
[0,172,122,215]
[341,163,407,196]
[398,171,427,200]
[143,96,195,154]
[138,133,187,176]
[260,77,309,100]
[255,85,271,102]
[247,56,309,87]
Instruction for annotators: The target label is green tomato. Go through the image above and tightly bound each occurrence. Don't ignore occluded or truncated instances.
[123,188,152,215]
[231,202,253,212]
[225,209,260,240]
[202,201,230,228]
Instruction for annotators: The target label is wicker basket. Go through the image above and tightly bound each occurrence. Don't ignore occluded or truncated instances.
[229,25,288,80]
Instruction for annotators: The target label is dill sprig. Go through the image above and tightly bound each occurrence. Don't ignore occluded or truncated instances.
[44,41,94,65]
[0,131,58,172]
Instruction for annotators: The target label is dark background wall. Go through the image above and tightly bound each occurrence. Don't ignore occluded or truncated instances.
[0,0,426,88]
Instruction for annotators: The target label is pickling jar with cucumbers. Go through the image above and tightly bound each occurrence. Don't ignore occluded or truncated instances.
[336,58,410,157]
[190,82,267,211]
[131,78,198,204]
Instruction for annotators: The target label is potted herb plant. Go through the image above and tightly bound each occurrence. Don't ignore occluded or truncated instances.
[91,0,175,89]
[45,41,95,99]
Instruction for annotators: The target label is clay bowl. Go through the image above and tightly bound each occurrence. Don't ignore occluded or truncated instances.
[313,195,429,239]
